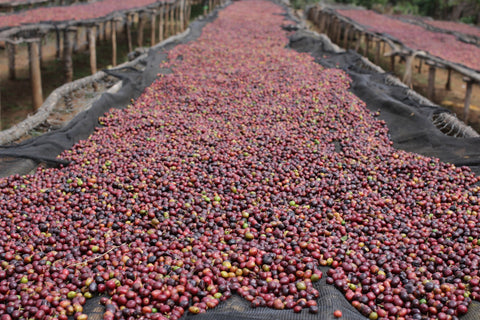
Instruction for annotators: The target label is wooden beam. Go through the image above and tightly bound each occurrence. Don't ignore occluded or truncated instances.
[445,68,452,91]
[463,77,474,122]
[63,28,74,83]
[363,33,369,57]
[159,6,164,42]
[111,20,117,66]
[28,40,43,110]
[343,25,350,49]
[355,30,361,52]
[151,10,157,46]
[137,13,145,47]
[56,28,62,59]
[125,13,133,52]
[185,0,191,28]
[6,41,16,80]
[88,26,97,75]
[102,21,108,42]
[427,62,436,101]
[417,58,423,74]
[374,39,381,64]
[166,4,172,37]
[170,3,175,36]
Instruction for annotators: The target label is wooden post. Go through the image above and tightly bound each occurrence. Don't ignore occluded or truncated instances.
[169,3,175,36]
[88,26,97,75]
[103,21,108,42]
[403,54,415,88]
[39,36,44,69]
[374,39,381,64]
[175,1,181,33]
[335,21,342,44]
[166,4,171,37]
[73,27,79,53]
[28,40,43,110]
[63,28,74,83]
[6,41,16,80]
[417,58,423,74]
[343,25,350,49]
[159,6,164,41]
[181,0,186,30]
[125,13,133,52]
[390,54,395,72]
[320,12,327,34]
[363,33,369,57]
[426,61,436,101]
[445,68,452,91]
[463,77,474,122]
[355,31,361,52]
[328,16,335,39]
[186,0,191,28]
[111,20,117,66]
[150,10,157,46]
[137,13,145,47]
[56,28,62,59]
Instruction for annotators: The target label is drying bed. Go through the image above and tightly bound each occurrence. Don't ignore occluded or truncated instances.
[337,9,480,72]
[1,1,480,320]
[0,0,166,30]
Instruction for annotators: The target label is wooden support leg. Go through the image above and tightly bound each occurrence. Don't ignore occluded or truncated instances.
[427,64,436,101]
[335,21,342,44]
[7,41,16,80]
[102,21,107,42]
[39,37,44,69]
[137,13,145,47]
[445,68,452,91]
[390,55,395,72]
[180,0,185,30]
[88,26,97,75]
[170,4,175,36]
[73,28,79,53]
[343,26,350,49]
[112,20,117,66]
[417,58,423,74]
[159,7,164,41]
[355,31,361,52]
[363,34,369,57]
[463,78,474,122]
[185,0,191,28]
[28,40,43,110]
[125,14,133,52]
[63,29,74,83]
[56,28,62,59]
[166,5,171,37]
[374,39,381,65]
[151,10,157,46]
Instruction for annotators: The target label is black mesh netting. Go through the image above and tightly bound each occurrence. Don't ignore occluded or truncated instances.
[0,14,213,177]
[1,2,480,320]
[288,29,480,176]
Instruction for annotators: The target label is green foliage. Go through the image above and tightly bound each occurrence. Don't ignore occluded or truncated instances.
[291,0,321,10]
[331,0,480,23]
[460,15,476,23]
